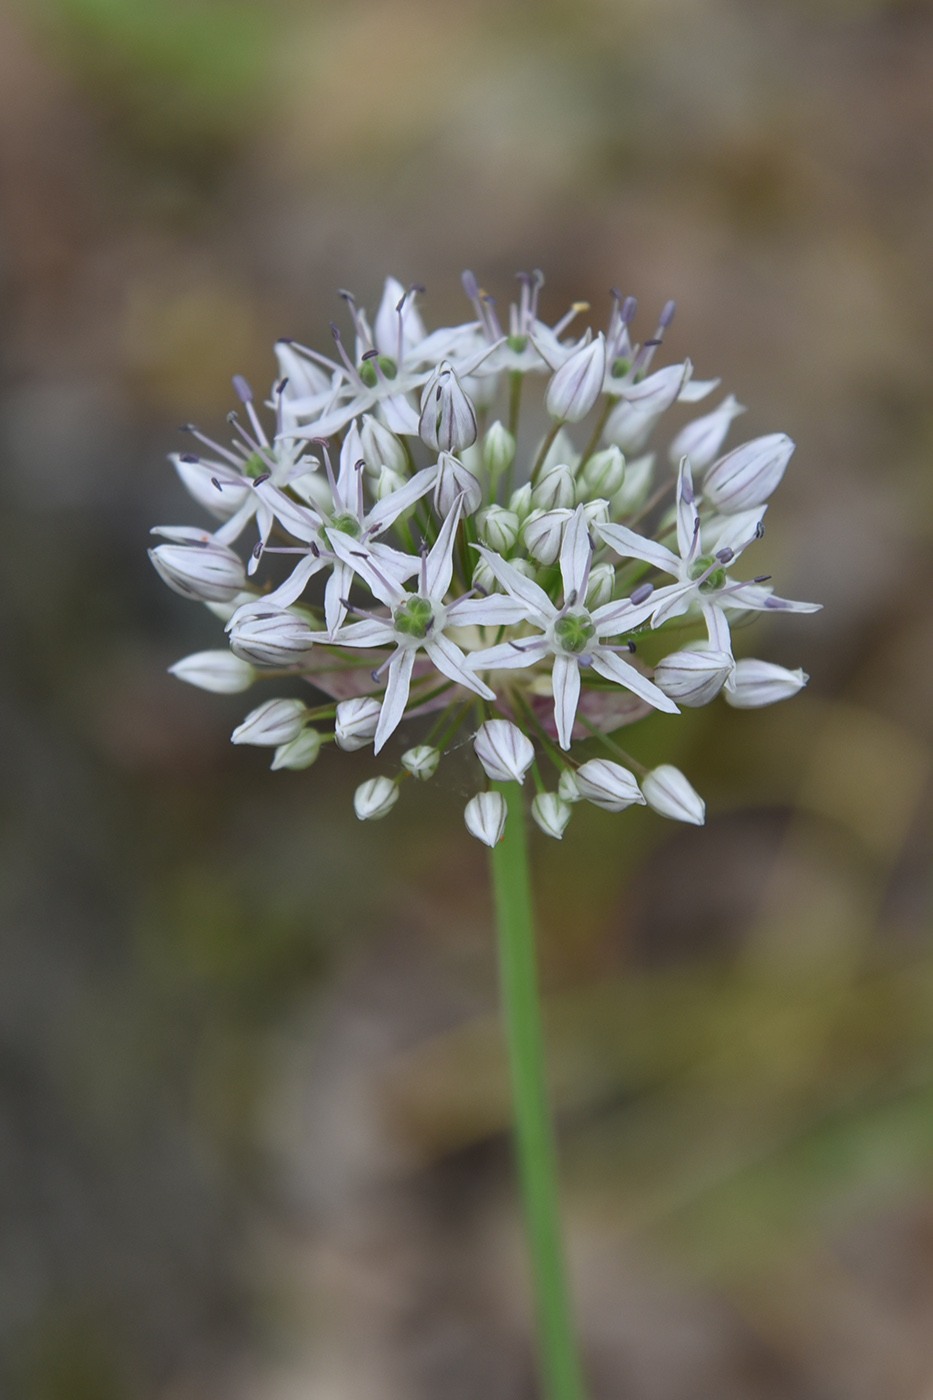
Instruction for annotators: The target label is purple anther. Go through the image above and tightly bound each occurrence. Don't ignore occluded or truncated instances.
[276,337,293,345]
[275,377,289,394]
[753,574,772,584]
[180,423,195,432]
[579,654,593,667]
[461,270,480,298]
[329,322,342,341]
[755,521,766,539]
[631,583,654,606]
[252,542,264,559]
[180,453,199,463]
[411,282,426,295]
[226,410,238,424]
[659,300,676,327]
[310,542,320,557]
[355,458,366,471]
[621,295,638,323]
[643,338,662,348]
[337,289,355,304]
[627,640,637,653]
[211,477,222,491]
[716,547,735,564]
[309,436,330,447]
[232,374,252,403]
[252,472,270,487]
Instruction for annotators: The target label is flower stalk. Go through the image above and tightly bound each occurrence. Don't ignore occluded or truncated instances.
[490,781,587,1400]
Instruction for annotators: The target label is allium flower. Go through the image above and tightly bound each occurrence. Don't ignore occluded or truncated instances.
[151,269,819,840]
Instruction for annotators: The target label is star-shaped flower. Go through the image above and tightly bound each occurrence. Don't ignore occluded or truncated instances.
[467,506,680,749]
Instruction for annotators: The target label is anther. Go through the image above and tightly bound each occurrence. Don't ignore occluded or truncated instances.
[275,378,289,395]
[361,349,379,360]
[232,375,252,403]
[659,300,676,328]
[211,478,223,491]
[682,478,696,505]
[631,583,654,606]
[252,542,263,559]
[716,547,735,564]
[252,472,271,487]
[627,640,637,653]
[620,296,638,323]
[180,453,199,463]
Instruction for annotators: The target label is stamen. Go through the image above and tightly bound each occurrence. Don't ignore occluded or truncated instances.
[630,583,654,606]
[329,323,366,388]
[179,453,199,463]
[180,424,242,467]
[232,374,252,403]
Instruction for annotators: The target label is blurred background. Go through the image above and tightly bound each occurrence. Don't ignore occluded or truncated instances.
[1,0,932,1396]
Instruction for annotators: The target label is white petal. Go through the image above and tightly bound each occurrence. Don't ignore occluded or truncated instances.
[468,639,550,672]
[374,647,416,752]
[425,633,495,698]
[446,594,531,627]
[597,522,680,574]
[552,655,581,750]
[424,495,464,599]
[472,546,554,623]
[589,649,679,713]
[559,505,592,602]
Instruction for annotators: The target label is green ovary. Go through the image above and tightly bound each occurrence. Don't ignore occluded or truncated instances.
[393,595,434,639]
[330,513,361,538]
[689,555,726,594]
[359,355,398,387]
[553,611,596,655]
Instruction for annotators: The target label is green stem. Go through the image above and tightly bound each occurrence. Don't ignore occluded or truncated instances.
[576,398,612,470]
[490,782,587,1400]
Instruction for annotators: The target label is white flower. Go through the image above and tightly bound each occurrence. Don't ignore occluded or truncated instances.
[598,458,820,664]
[703,433,795,513]
[460,267,587,377]
[327,498,522,753]
[401,745,440,780]
[469,506,679,749]
[464,791,507,846]
[335,696,382,750]
[433,451,483,516]
[148,529,247,602]
[476,506,520,554]
[640,765,706,824]
[668,393,746,471]
[271,729,322,770]
[532,464,576,512]
[354,776,399,821]
[231,697,307,746]
[545,334,607,422]
[652,648,734,706]
[169,650,256,694]
[419,361,478,452]
[723,659,808,707]
[531,793,572,839]
[360,414,408,476]
[227,606,318,666]
[474,720,535,784]
[573,758,645,812]
[602,361,694,452]
[483,420,516,478]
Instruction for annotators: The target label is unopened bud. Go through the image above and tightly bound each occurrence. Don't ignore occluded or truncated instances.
[585,563,615,609]
[532,464,576,511]
[580,446,626,500]
[464,791,507,846]
[668,394,745,471]
[558,769,583,804]
[375,465,408,501]
[335,696,383,750]
[434,451,483,516]
[509,483,533,521]
[545,334,607,422]
[523,508,572,566]
[361,414,407,476]
[231,697,307,747]
[419,361,477,453]
[573,758,645,812]
[228,607,317,667]
[401,744,440,780]
[610,454,655,515]
[653,649,734,707]
[169,650,256,694]
[703,433,795,513]
[723,659,808,708]
[476,506,520,554]
[472,557,499,594]
[531,793,572,840]
[149,534,246,603]
[482,420,516,478]
[271,728,322,770]
[641,765,706,825]
[474,719,534,784]
[354,776,399,821]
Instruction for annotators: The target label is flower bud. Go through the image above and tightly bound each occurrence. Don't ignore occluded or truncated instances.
[354,776,399,821]
[472,557,499,594]
[653,649,734,707]
[640,765,706,825]
[558,769,583,804]
[668,394,745,471]
[531,792,572,840]
[604,362,690,452]
[573,758,645,812]
[401,744,440,780]
[585,562,615,609]
[610,454,655,515]
[231,697,307,747]
[171,455,249,520]
[335,696,383,750]
[169,650,256,694]
[531,464,576,511]
[464,791,507,846]
[523,508,572,566]
[510,558,537,580]
[482,420,516,478]
[419,361,477,453]
[271,728,322,770]
[723,659,808,708]
[434,451,483,517]
[476,506,520,554]
[545,334,607,422]
[582,498,610,528]
[228,607,317,667]
[361,414,407,476]
[375,465,408,502]
[509,483,533,522]
[149,536,246,603]
[474,719,534,784]
[703,433,795,513]
[580,446,625,500]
